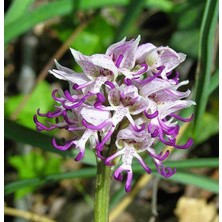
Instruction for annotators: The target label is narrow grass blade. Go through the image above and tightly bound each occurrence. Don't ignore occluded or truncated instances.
[208,69,219,96]
[193,0,218,135]
[5,119,96,165]
[4,0,174,45]
[4,168,96,195]
[161,171,218,193]
[4,0,35,25]
[113,0,145,41]
[133,158,218,172]
[4,0,127,45]
[5,158,218,195]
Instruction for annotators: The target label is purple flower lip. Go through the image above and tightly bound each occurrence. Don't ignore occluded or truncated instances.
[167,70,180,84]
[82,119,110,130]
[158,132,193,149]
[148,150,169,161]
[132,63,148,77]
[75,152,84,161]
[62,94,91,109]
[52,89,65,102]
[73,81,93,90]
[156,164,176,178]
[144,110,159,119]
[115,54,124,68]
[131,123,145,132]
[62,111,75,125]
[124,78,133,85]
[96,92,106,104]
[173,138,193,149]
[37,108,63,118]
[114,167,133,192]
[33,114,57,131]
[138,65,165,84]
[52,138,74,150]
[170,113,193,122]
[105,80,115,89]
[63,90,78,102]
[96,127,115,151]
[151,129,159,137]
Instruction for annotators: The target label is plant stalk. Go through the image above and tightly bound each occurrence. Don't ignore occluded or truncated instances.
[94,158,112,222]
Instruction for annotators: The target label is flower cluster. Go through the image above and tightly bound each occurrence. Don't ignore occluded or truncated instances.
[34,36,195,192]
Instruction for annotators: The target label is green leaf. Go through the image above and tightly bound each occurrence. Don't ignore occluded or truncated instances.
[144,0,174,12]
[113,0,145,41]
[4,118,96,165]
[5,158,218,195]
[5,168,96,196]
[133,158,219,172]
[169,29,199,58]
[4,0,35,25]
[4,0,174,45]
[161,171,218,193]
[56,15,114,55]
[4,81,54,129]
[208,69,219,96]
[193,113,218,144]
[8,151,62,198]
[174,1,205,30]
[5,0,122,44]
[193,0,219,135]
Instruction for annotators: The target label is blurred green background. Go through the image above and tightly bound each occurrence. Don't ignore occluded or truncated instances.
[4,0,218,221]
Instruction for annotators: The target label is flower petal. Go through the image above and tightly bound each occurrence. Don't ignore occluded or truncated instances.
[49,60,90,84]
[80,106,111,125]
[70,49,118,79]
[106,36,141,69]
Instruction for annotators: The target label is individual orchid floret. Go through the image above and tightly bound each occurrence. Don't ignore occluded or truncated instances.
[106,36,150,79]
[81,84,148,152]
[139,78,195,148]
[105,125,154,192]
[147,148,176,178]
[136,43,186,82]
[34,88,111,161]
[50,51,118,95]
[106,36,140,69]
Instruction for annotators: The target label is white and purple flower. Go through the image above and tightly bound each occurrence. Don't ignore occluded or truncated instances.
[34,36,195,192]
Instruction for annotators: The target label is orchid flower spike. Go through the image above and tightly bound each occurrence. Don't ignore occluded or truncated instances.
[34,35,195,192]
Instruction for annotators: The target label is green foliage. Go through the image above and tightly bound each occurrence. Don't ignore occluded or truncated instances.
[4,0,175,45]
[169,29,199,58]
[56,15,114,55]
[169,1,205,58]
[4,0,219,206]
[8,151,62,198]
[5,81,54,129]
[5,158,219,196]
[193,0,219,135]
[4,0,35,25]
[164,171,218,193]
[5,119,97,165]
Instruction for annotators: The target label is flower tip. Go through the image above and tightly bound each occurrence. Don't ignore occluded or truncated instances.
[125,185,131,192]
[75,152,84,161]
[174,138,193,149]
[104,160,113,166]
[135,35,141,42]
[114,171,123,181]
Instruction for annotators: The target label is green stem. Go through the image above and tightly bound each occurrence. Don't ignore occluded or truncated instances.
[94,158,112,222]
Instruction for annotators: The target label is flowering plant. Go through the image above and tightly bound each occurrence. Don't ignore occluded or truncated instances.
[34,36,195,193]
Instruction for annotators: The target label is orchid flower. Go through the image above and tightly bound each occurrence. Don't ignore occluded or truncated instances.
[105,124,154,192]
[136,43,186,82]
[34,35,195,192]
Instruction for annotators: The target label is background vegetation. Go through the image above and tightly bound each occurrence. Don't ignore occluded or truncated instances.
[4,0,218,221]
